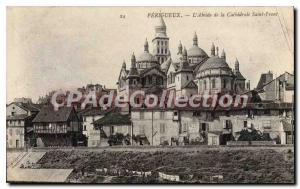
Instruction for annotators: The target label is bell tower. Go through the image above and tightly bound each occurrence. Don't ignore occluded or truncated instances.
[152,17,169,64]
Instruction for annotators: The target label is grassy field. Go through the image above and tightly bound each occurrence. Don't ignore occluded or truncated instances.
[35,146,294,183]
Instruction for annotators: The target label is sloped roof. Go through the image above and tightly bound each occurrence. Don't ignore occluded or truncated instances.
[93,111,131,126]
[139,65,167,78]
[182,80,197,89]
[256,72,273,90]
[127,67,139,78]
[32,106,74,123]
[160,57,172,72]
[235,71,246,80]
[9,102,41,112]
[258,71,294,91]
[6,114,31,120]
[79,107,108,116]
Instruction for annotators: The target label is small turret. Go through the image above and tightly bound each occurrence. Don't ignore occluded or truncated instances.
[221,49,226,60]
[122,59,126,69]
[235,58,239,72]
[178,41,183,54]
[131,53,136,67]
[211,43,215,56]
[144,38,149,52]
[127,53,139,78]
[182,47,188,61]
[193,32,198,46]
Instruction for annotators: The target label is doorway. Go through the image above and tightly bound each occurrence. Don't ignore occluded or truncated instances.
[16,140,19,148]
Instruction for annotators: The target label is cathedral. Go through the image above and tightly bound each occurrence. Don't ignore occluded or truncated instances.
[117,17,249,101]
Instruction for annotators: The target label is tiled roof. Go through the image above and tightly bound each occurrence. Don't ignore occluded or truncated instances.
[93,111,131,126]
[6,114,31,120]
[32,106,74,123]
[11,102,41,112]
[79,107,110,116]
[235,71,246,80]
[181,80,197,89]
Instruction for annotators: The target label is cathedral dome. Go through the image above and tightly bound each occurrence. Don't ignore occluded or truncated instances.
[187,46,208,57]
[137,38,158,63]
[200,56,230,71]
[187,32,208,58]
[137,52,157,62]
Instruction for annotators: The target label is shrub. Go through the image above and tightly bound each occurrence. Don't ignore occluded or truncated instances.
[238,128,271,141]
[107,133,130,146]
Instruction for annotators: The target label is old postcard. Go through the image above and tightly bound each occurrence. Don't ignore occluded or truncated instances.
[6,7,294,184]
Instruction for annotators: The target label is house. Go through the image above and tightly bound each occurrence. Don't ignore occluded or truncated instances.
[130,101,294,146]
[93,109,131,147]
[6,101,41,148]
[32,106,82,147]
[78,107,107,137]
[131,108,179,146]
[256,71,294,103]
[78,107,110,147]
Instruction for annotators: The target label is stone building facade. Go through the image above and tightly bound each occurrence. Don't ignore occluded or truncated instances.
[131,102,293,146]
[6,101,40,148]
[117,17,249,101]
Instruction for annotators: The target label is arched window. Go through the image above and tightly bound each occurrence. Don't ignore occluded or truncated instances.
[204,80,207,90]
[157,48,160,54]
[212,78,216,89]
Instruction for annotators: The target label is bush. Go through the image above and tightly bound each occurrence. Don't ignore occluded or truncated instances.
[238,128,271,142]
[108,133,130,146]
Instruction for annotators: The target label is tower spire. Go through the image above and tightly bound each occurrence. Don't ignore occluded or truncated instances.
[211,43,215,56]
[155,16,167,37]
[178,41,183,54]
[122,59,126,69]
[131,53,136,68]
[193,32,198,46]
[235,58,240,71]
[221,49,226,60]
[183,47,187,59]
[144,38,149,52]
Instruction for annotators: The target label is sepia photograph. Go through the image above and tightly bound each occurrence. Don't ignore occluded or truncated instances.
[6,6,294,184]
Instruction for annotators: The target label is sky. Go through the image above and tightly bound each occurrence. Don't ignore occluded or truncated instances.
[7,7,294,103]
